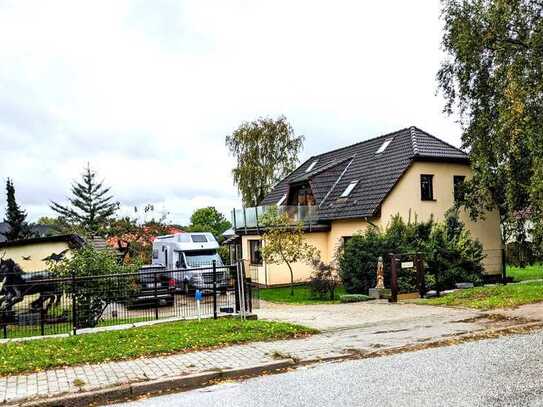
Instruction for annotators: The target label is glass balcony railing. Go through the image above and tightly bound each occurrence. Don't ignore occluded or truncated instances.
[231,205,320,230]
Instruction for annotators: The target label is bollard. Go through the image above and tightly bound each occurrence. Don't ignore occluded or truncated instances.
[195,289,203,321]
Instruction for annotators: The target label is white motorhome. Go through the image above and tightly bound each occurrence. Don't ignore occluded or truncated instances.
[151,232,228,291]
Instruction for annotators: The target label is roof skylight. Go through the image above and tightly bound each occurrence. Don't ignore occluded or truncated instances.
[340,180,358,198]
[305,160,318,173]
[277,193,287,206]
[376,137,393,154]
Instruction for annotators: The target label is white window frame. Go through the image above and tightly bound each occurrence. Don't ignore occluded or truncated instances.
[340,180,359,198]
[277,193,287,206]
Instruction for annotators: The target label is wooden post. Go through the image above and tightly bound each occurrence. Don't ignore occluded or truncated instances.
[501,247,507,285]
[389,254,398,303]
[415,253,426,298]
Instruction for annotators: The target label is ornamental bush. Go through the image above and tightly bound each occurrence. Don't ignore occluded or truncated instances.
[49,246,140,328]
[338,210,484,294]
[308,258,341,300]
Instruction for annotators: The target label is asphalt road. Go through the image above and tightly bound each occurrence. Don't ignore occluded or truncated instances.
[112,331,543,407]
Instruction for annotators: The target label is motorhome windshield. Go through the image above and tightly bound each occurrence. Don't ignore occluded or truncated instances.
[184,250,223,268]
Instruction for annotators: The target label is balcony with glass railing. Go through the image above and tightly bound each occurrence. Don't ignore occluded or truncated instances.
[231,205,322,231]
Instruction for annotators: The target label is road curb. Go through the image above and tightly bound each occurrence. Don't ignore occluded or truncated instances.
[16,320,543,406]
[19,360,295,407]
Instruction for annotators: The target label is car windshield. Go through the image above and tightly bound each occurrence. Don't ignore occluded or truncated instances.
[184,250,223,268]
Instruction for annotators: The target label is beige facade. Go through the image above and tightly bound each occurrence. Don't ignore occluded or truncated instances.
[379,162,503,274]
[242,161,503,286]
[0,241,75,273]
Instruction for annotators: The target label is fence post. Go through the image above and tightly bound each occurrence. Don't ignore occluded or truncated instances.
[212,260,218,320]
[246,277,252,313]
[40,307,46,336]
[71,270,77,335]
[154,271,159,320]
[239,260,247,319]
[234,261,241,313]
[389,254,398,303]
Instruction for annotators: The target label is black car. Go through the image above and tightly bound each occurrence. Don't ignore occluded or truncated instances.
[127,265,175,309]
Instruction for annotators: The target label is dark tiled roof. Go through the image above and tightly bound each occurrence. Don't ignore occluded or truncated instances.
[260,126,468,220]
[0,222,56,243]
[0,234,85,249]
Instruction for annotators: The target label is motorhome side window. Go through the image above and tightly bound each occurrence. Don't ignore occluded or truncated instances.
[249,240,263,265]
[152,249,158,259]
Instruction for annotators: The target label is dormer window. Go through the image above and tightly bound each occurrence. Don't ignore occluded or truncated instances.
[287,183,316,206]
[376,137,393,154]
[277,193,287,206]
[340,180,359,198]
[305,160,318,173]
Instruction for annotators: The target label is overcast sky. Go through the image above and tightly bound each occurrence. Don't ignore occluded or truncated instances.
[0,0,461,225]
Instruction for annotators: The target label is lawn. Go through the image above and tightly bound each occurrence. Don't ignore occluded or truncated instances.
[259,285,347,304]
[0,319,316,376]
[507,263,543,282]
[420,281,543,310]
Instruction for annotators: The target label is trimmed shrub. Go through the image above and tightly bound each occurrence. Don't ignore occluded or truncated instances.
[339,215,433,294]
[340,294,371,303]
[338,210,484,294]
[339,227,382,295]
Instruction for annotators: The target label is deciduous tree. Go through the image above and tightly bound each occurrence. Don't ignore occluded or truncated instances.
[226,116,304,207]
[260,207,319,296]
[438,0,543,246]
[187,207,231,242]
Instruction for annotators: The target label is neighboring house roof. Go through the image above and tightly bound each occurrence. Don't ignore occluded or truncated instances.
[0,234,85,249]
[88,236,109,251]
[260,126,469,220]
[0,222,56,243]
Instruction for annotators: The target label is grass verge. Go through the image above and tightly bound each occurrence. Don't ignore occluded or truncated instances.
[420,281,543,310]
[259,285,347,304]
[507,263,543,282]
[0,319,316,376]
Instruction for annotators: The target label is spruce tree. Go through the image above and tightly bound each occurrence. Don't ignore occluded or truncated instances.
[51,165,118,235]
[3,178,30,241]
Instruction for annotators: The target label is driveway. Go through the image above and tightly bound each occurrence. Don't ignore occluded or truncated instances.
[256,300,483,331]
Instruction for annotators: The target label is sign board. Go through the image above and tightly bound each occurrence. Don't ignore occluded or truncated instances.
[401,261,414,269]
[194,290,203,301]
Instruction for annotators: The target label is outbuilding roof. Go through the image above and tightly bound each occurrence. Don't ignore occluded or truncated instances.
[260,126,468,220]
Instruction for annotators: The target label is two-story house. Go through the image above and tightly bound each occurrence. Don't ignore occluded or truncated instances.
[231,126,503,286]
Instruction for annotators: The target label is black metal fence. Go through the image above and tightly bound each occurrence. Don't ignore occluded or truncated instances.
[0,261,255,339]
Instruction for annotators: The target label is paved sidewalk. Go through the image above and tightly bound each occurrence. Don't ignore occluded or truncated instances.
[0,303,535,405]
